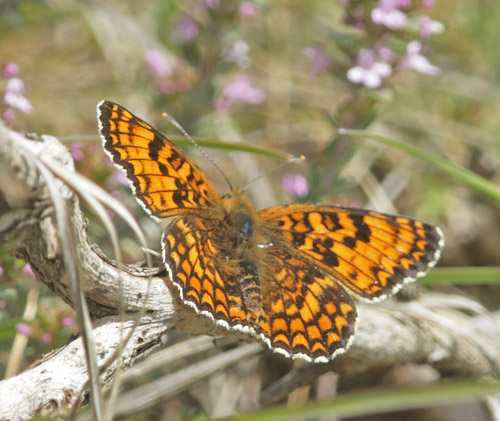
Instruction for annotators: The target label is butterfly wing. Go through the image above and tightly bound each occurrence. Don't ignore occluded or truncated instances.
[162,214,357,362]
[162,215,255,332]
[256,246,357,362]
[97,100,221,219]
[260,204,444,301]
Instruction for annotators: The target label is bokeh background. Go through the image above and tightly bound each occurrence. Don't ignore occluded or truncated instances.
[1,1,500,419]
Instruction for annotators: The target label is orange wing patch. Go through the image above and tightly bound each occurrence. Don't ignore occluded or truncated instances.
[257,247,357,361]
[98,100,220,219]
[261,204,443,301]
[162,215,255,332]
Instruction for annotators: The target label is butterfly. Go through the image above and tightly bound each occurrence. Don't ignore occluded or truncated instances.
[97,100,444,363]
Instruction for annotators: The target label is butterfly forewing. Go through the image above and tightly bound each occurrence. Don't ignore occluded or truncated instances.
[98,100,221,219]
[260,204,444,301]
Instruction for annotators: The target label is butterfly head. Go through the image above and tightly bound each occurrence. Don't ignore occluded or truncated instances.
[218,188,260,244]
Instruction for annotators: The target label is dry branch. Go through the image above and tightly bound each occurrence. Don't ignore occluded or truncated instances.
[0,122,499,420]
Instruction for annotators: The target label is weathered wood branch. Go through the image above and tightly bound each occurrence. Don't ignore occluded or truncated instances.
[0,122,499,420]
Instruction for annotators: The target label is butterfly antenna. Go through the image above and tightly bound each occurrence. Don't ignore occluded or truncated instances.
[242,154,305,192]
[163,112,234,191]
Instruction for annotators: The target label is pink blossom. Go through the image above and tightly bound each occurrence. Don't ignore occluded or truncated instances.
[371,0,408,30]
[419,16,444,40]
[422,0,435,7]
[5,78,26,94]
[396,0,411,8]
[145,49,175,78]
[347,49,392,89]
[400,40,440,75]
[3,109,15,122]
[175,15,200,42]
[282,174,309,198]
[3,62,19,78]
[214,75,266,111]
[3,78,34,114]
[157,80,178,96]
[22,263,35,278]
[0,300,6,309]
[303,46,332,78]
[70,142,85,162]
[4,92,34,113]
[239,2,260,18]
[373,38,394,61]
[0,265,3,277]
[202,0,219,8]
[61,316,75,328]
[41,333,52,344]
[111,169,129,186]
[223,40,251,67]
[157,79,190,96]
[191,0,219,11]
[16,323,33,336]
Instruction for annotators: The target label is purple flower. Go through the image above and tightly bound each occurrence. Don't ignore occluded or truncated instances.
[41,333,52,344]
[282,174,309,198]
[61,316,75,328]
[3,77,34,114]
[175,15,200,42]
[70,142,85,162]
[3,62,19,78]
[3,108,15,122]
[239,2,260,18]
[223,40,251,67]
[214,74,266,111]
[303,46,332,78]
[422,0,435,7]
[145,49,175,78]
[399,40,440,75]
[201,0,219,8]
[419,15,444,40]
[0,265,3,277]
[156,80,188,96]
[371,0,408,30]
[16,323,33,337]
[396,0,411,7]
[4,92,34,114]
[22,263,35,278]
[111,168,129,186]
[373,37,394,61]
[347,49,392,89]
[5,78,26,95]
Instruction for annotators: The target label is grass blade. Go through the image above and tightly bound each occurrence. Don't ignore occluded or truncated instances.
[420,267,500,285]
[231,378,500,421]
[338,129,500,203]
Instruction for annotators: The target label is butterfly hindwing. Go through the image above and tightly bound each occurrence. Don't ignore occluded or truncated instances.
[162,215,256,333]
[256,246,357,362]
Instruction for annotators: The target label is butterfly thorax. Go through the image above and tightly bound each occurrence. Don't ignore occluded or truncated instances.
[217,192,264,324]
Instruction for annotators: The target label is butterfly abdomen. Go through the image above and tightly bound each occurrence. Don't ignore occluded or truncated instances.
[238,259,262,324]
[220,198,265,324]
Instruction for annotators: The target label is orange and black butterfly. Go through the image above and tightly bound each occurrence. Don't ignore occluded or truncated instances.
[97,101,444,363]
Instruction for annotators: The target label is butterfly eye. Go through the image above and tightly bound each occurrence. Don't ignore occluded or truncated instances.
[235,212,254,238]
